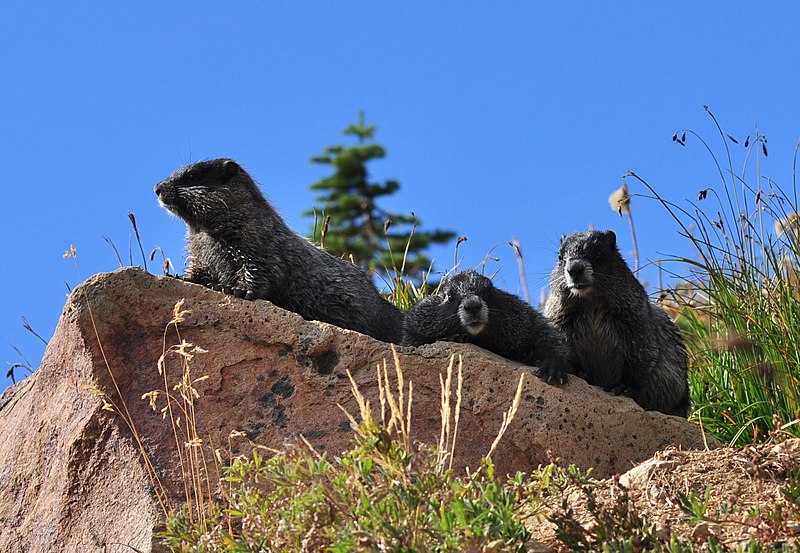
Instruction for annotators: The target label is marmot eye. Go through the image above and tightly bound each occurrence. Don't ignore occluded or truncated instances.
[558,252,563,261]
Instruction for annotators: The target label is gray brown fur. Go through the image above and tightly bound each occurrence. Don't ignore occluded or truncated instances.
[155,158,403,343]
[544,230,689,417]
[403,269,571,384]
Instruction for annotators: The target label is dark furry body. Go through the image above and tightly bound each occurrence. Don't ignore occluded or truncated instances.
[544,230,689,417]
[155,159,403,343]
[403,270,570,384]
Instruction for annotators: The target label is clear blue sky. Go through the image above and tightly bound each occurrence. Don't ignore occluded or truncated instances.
[2,3,799,390]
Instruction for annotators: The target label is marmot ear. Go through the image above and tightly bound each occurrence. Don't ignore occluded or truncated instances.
[604,230,617,248]
[221,159,240,178]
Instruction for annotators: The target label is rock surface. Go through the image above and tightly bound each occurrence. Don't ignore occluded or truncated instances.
[0,267,711,552]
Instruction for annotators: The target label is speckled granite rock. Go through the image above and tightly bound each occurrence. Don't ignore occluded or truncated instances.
[0,267,711,551]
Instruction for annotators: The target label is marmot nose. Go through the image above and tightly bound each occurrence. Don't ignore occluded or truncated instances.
[566,259,586,276]
[461,296,483,314]
[154,181,165,196]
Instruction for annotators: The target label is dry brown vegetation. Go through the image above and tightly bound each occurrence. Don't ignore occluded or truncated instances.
[527,439,800,551]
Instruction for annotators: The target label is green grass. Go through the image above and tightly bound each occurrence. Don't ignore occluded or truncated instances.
[627,107,800,446]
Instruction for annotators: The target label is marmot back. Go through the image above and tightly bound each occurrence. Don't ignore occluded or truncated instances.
[403,270,570,384]
[155,158,403,343]
[544,230,689,416]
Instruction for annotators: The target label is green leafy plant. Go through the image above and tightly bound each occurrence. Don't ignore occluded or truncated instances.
[782,468,800,505]
[160,352,533,552]
[677,486,714,523]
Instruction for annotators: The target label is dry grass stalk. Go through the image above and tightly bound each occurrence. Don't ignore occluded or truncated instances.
[436,354,466,472]
[437,355,455,469]
[340,347,414,453]
[145,299,217,530]
[511,238,531,304]
[342,349,528,478]
[377,361,387,425]
[340,348,469,474]
[451,357,463,471]
[485,372,525,460]
[341,369,373,431]
[392,345,409,441]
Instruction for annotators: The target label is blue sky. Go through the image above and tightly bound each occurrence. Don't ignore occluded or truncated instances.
[2,3,799,390]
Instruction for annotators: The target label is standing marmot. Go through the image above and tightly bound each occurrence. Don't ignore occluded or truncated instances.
[545,230,689,417]
[402,269,570,384]
[154,158,403,343]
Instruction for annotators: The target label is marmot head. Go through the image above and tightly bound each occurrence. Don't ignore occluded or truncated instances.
[440,270,494,336]
[554,230,619,298]
[155,159,264,231]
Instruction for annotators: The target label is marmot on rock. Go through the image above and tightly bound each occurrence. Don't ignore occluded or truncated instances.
[544,230,690,417]
[154,158,403,343]
[402,269,570,384]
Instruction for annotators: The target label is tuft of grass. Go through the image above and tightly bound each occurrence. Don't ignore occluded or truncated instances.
[627,106,800,445]
[162,428,533,552]
[380,216,444,311]
[380,221,469,311]
[160,350,533,552]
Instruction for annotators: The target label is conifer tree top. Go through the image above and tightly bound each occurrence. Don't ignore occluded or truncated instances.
[306,112,456,284]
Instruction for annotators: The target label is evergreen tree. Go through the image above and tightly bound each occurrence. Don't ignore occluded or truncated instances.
[306,112,456,284]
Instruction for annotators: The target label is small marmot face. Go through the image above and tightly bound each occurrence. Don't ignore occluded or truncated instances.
[556,230,617,297]
[441,270,492,335]
[154,159,249,227]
